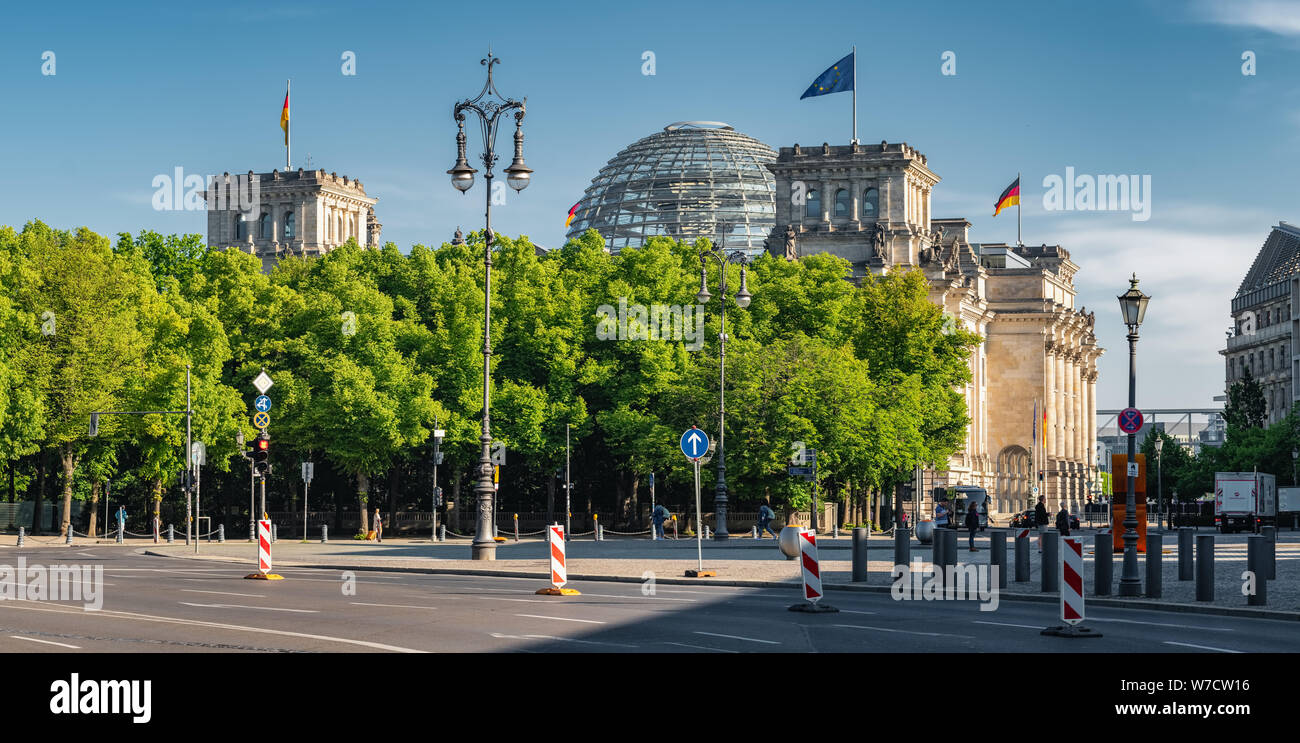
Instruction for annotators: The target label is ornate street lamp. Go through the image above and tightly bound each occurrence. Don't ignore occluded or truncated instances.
[1117,273,1150,595]
[696,234,752,541]
[450,51,530,561]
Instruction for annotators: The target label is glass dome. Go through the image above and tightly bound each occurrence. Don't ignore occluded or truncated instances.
[566,122,777,254]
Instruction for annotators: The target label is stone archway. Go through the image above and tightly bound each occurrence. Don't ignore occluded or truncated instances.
[996,445,1031,513]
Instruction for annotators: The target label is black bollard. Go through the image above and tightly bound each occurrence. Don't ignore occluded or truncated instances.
[1145,532,1162,599]
[1014,531,1030,582]
[1196,534,1215,602]
[1178,527,1193,581]
[893,527,910,570]
[851,527,868,582]
[1247,535,1268,607]
[1041,530,1059,592]
[1094,531,1113,596]
[1261,525,1276,580]
[991,530,1008,589]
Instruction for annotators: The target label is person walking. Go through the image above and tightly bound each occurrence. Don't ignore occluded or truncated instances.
[934,500,950,529]
[965,501,980,551]
[373,510,383,543]
[652,504,670,540]
[757,503,779,539]
[1035,496,1049,551]
[115,506,126,535]
[1055,504,1071,537]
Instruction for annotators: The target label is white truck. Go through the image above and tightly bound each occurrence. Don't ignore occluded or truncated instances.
[1214,472,1277,534]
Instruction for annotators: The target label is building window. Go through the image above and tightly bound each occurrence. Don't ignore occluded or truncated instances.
[337,215,344,242]
[235,215,246,240]
[862,187,878,219]
[284,211,295,240]
[259,212,272,240]
[833,188,850,217]
[806,189,820,219]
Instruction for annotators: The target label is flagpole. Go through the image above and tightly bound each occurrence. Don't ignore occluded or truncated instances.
[1017,170,1022,246]
[851,46,858,145]
[286,79,291,171]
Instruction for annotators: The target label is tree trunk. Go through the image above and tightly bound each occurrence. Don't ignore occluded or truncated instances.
[7,459,14,503]
[88,481,100,539]
[357,472,370,534]
[59,446,76,534]
[153,479,162,535]
[32,449,47,533]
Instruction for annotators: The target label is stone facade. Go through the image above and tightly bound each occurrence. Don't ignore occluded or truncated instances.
[203,168,379,273]
[1222,222,1300,425]
[767,141,1101,515]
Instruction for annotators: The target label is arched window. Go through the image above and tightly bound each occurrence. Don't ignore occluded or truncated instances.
[833,188,850,217]
[349,216,356,240]
[862,187,879,219]
[337,215,343,242]
[259,212,272,240]
[805,189,820,219]
[235,214,246,240]
[284,211,296,240]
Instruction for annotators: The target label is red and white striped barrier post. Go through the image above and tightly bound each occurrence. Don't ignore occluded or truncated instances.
[536,524,579,595]
[789,528,838,613]
[244,518,283,580]
[1042,536,1099,637]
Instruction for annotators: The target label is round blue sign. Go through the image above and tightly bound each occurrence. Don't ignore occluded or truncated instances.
[255,395,272,413]
[679,427,710,460]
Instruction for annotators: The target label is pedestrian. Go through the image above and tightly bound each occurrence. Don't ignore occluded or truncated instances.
[757,503,778,539]
[1055,504,1071,537]
[934,500,949,529]
[373,510,383,542]
[115,506,126,532]
[1035,496,1049,551]
[965,501,980,551]
[652,503,670,540]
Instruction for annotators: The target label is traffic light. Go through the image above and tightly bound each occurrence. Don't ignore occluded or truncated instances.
[254,433,270,475]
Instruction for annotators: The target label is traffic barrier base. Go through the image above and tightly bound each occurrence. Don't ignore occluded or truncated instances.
[685,569,716,577]
[535,587,581,596]
[1040,624,1102,638]
[788,601,839,613]
[244,573,284,580]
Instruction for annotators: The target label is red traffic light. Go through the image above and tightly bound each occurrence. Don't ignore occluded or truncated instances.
[256,438,269,451]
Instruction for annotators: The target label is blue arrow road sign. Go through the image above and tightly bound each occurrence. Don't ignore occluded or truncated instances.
[255,395,272,413]
[680,427,710,460]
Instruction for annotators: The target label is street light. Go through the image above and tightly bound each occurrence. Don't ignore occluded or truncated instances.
[450,51,529,561]
[696,233,753,541]
[1117,273,1150,596]
[1154,436,1163,531]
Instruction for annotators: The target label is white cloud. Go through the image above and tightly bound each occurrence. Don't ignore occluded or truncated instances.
[1189,0,1300,37]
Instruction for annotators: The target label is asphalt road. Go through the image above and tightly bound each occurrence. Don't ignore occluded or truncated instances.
[0,548,1294,653]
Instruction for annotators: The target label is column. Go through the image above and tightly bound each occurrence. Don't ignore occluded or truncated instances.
[1044,347,1056,462]
[1065,354,1076,462]
[820,181,830,225]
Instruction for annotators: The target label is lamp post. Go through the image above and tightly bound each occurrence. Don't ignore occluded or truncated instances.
[449,51,532,561]
[1116,273,1150,596]
[1154,436,1163,531]
[696,239,753,541]
[1291,448,1297,486]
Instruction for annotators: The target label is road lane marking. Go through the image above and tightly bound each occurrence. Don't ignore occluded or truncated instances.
[574,592,697,602]
[351,602,438,610]
[973,620,1043,629]
[0,602,424,653]
[838,609,877,615]
[181,589,266,598]
[1089,617,1234,632]
[467,596,547,603]
[10,635,80,649]
[489,632,636,648]
[663,642,738,653]
[515,614,606,625]
[178,602,318,613]
[834,624,973,639]
[1164,641,1243,654]
[693,631,779,645]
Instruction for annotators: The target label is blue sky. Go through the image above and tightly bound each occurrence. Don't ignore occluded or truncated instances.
[2,0,1299,412]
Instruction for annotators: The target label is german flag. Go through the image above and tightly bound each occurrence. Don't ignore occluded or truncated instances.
[565,201,580,228]
[993,176,1019,217]
[280,88,290,146]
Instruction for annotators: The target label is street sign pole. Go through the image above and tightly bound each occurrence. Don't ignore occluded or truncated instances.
[694,459,703,572]
[565,423,571,543]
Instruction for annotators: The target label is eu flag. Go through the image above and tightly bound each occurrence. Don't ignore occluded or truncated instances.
[800,52,854,99]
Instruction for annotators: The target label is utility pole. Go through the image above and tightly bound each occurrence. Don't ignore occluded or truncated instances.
[565,423,571,542]
[432,419,444,543]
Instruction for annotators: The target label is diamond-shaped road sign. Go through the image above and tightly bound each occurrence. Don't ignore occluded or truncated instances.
[252,371,274,395]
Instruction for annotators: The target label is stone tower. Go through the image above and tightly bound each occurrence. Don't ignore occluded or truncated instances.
[203,168,380,273]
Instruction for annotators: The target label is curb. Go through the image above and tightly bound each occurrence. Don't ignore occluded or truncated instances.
[140,550,1300,622]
